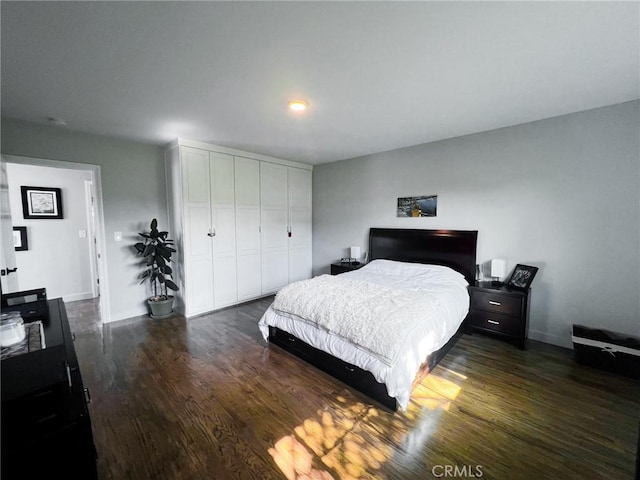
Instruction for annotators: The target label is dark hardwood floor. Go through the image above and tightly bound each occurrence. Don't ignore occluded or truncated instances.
[65,297,640,479]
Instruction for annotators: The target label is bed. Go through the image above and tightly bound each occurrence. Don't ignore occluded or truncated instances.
[258,228,478,411]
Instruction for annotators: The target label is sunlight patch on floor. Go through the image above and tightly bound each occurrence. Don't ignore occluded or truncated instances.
[268,371,465,479]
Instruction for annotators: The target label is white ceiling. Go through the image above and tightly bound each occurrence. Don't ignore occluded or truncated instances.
[2,1,638,165]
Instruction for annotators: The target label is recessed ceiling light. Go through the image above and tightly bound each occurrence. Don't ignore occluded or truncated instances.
[288,100,308,112]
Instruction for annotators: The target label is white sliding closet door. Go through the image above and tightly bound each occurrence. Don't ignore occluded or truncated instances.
[210,152,237,308]
[235,157,262,300]
[260,163,289,293]
[288,167,312,283]
[167,139,312,317]
[182,147,215,315]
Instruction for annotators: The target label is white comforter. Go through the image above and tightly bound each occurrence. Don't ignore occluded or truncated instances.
[258,259,469,410]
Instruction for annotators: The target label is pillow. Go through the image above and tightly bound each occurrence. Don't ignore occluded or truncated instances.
[360,259,468,286]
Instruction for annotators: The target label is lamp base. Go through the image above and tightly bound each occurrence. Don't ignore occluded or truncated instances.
[491,280,504,287]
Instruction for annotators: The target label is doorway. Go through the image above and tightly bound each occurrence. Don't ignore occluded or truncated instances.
[0,155,110,322]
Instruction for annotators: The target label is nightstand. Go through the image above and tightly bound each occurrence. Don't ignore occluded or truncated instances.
[467,282,531,349]
[330,262,365,275]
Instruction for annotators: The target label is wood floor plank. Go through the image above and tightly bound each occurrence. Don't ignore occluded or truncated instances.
[66,297,640,479]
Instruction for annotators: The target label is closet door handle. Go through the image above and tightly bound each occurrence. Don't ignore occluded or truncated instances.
[207,228,216,237]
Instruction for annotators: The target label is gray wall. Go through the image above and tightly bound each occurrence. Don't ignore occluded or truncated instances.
[1,117,167,321]
[313,101,640,347]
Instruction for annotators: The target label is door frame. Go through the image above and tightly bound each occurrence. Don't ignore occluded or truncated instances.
[84,180,100,299]
[1,154,111,323]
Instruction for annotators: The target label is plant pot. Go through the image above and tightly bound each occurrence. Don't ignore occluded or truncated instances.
[148,296,174,319]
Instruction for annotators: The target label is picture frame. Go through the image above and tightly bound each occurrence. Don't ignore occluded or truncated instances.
[21,186,63,219]
[13,226,28,251]
[507,264,539,290]
[397,195,437,217]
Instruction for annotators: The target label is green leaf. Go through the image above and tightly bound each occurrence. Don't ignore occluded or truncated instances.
[165,279,179,291]
[134,242,145,253]
[151,218,158,230]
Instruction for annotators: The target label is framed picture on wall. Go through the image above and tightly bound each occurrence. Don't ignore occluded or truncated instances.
[397,195,437,217]
[21,186,63,219]
[506,264,539,290]
[13,226,28,251]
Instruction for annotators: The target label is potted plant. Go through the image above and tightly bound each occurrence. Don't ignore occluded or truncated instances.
[134,218,179,319]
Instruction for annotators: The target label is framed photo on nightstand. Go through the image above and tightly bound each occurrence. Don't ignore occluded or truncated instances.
[507,264,538,290]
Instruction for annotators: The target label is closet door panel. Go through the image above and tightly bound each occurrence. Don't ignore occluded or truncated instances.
[210,152,235,205]
[182,147,210,203]
[237,254,262,299]
[236,208,261,253]
[187,258,215,313]
[288,167,312,209]
[288,208,311,250]
[260,163,287,208]
[261,209,287,251]
[236,207,261,299]
[185,206,211,256]
[261,163,289,292]
[287,167,312,283]
[235,157,260,205]
[288,247,312,284]
[183,206,214,314]
[213,255,237,308]
[262,250,289,293]
[235,157,261,300]
[210,152,237,307]
[213,206,236,257]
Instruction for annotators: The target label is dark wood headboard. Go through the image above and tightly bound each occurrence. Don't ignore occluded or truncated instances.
[369,228,478,285]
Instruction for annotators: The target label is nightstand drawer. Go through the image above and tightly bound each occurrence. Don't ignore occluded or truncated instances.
[471,290,522,316]
[469,310,521,336]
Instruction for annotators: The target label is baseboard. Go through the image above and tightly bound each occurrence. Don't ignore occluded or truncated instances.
[62,292,96,303]
[107,307,149,323]
[528,329,573,349]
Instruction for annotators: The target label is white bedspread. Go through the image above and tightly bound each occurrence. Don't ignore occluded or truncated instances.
[258,260,469,410]
[273,275,439,365]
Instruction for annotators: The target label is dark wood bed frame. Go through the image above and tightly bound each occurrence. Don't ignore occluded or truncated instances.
[268,228,478,410]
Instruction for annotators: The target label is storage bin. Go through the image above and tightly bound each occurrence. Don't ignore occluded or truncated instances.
[572,324,640,379]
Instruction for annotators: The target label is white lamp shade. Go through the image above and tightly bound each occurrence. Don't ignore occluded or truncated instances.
[490,259,506,279]
[350,246,361,260]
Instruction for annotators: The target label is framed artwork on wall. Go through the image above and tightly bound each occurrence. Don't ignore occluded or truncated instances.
[13,226,28,251]
[21,186,63,219]
[397,195,437,217]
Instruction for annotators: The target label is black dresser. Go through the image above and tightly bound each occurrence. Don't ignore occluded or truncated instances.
[1,297,97,479]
